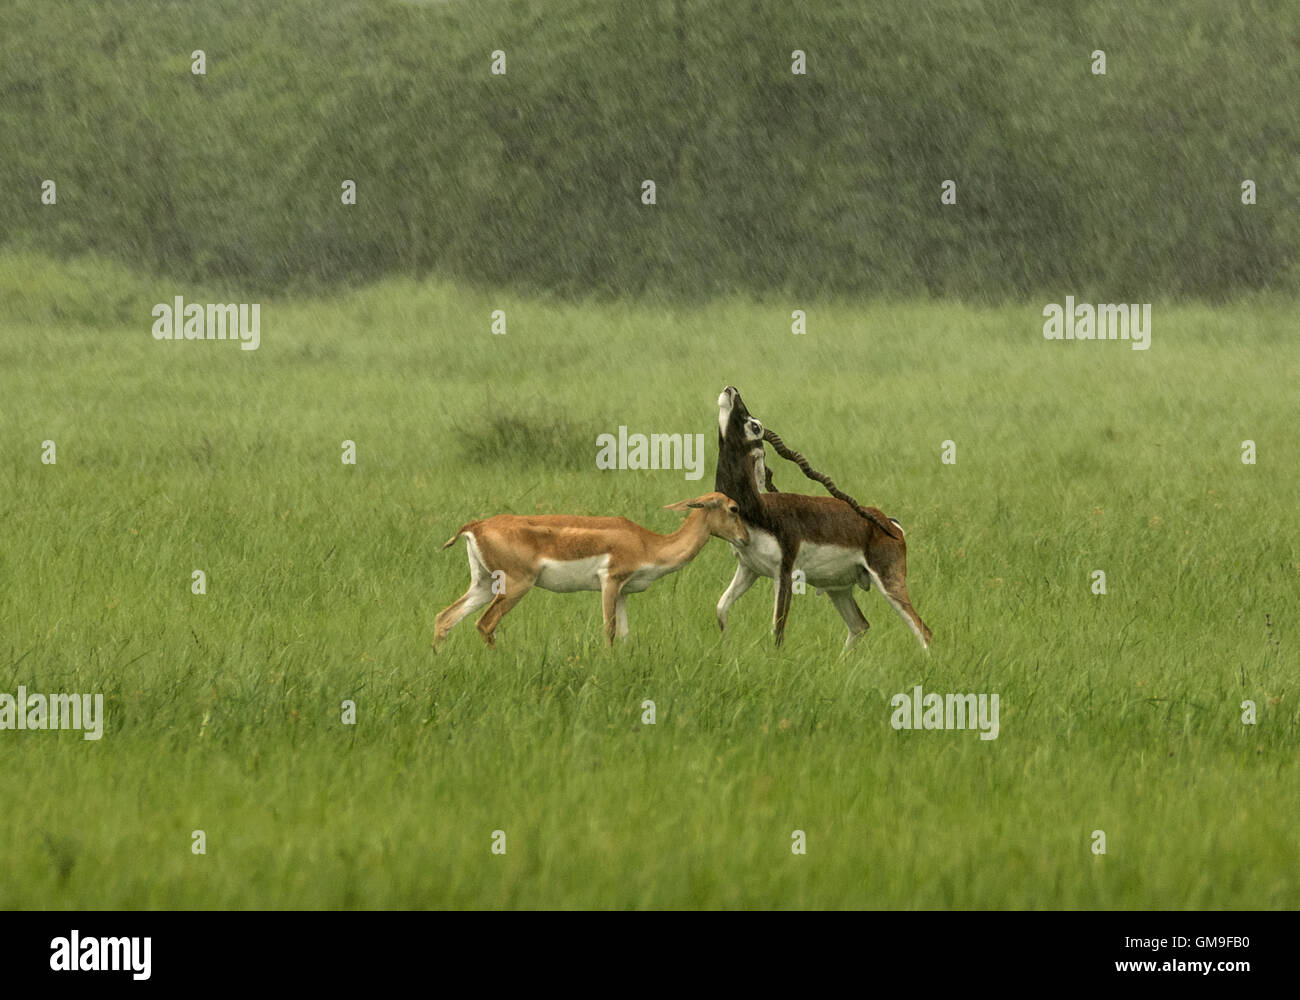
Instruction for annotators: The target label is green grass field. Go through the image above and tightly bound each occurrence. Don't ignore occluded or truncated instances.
[1,255,1296,908]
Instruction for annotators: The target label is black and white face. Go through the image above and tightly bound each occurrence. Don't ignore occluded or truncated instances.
[715,386,768,519]
[717,386,765,452]
[716,386,738,439]
[717,386,761,443]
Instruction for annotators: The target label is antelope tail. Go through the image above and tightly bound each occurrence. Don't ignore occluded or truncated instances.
[442,523,476,549]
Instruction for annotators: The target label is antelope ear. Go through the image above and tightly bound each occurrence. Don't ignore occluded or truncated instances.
[664,496,715,511]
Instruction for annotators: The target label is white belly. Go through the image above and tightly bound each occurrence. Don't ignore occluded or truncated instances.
[732,528,866,589]
[535,555,609,592]
[534,556,679,595]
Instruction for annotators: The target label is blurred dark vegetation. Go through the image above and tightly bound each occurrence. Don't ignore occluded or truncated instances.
[1,0,1296,301]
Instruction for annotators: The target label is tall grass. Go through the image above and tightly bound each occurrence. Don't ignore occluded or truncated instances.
[1,256,1296,907]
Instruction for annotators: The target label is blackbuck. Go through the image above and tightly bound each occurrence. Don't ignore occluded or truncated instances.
[714,386,931,649]
[434,492,748,648]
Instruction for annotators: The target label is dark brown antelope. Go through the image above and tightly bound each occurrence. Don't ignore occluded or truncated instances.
[435,492,749,648]
[714,386,931,650]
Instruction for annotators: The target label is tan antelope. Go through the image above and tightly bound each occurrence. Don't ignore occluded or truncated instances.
[714,386,931,650]
[434,492,749,648]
